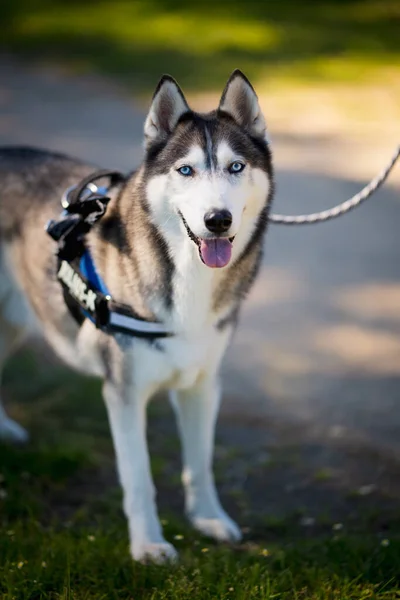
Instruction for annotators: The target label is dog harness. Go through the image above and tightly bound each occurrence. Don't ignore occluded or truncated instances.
[46,170,172,339]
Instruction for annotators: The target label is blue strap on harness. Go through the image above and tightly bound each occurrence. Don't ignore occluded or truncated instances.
[79,249,109,323]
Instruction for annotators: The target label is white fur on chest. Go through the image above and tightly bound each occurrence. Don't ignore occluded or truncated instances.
[169,238,218,331]
[134,238,232,392]
[136,324,230,393]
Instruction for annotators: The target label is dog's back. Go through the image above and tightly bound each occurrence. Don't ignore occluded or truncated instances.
[0,147,92,240]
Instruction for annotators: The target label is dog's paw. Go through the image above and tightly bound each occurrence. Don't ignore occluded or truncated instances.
[0,417,29,444]
[131,541,178,564]
[191,511,242,542]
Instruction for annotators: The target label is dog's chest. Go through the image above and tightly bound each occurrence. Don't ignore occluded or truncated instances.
[165,329,224,388]
[152,260,230,389]
[136,323,230,393]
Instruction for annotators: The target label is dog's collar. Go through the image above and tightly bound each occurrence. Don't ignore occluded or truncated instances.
[46,170,172,340]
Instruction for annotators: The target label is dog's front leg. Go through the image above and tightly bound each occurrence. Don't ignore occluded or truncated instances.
[170,377,242,542]
[103,379,177,563]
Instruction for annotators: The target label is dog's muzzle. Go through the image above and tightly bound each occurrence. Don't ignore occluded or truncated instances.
[178,211,234,268]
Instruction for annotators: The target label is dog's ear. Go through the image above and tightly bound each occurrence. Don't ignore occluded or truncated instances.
[218,70,267,139]
[144,75,190,148]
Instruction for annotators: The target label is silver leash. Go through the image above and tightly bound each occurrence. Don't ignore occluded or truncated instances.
[268,145,400,225]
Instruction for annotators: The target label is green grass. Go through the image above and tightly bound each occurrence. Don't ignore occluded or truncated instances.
[2,524,400,599]
[1,0,399,94]
[2,348,400,598]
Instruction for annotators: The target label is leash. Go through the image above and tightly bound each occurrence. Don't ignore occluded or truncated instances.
[268,144,400,225]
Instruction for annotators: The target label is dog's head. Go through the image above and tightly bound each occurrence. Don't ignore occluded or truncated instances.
[143,70,273,269]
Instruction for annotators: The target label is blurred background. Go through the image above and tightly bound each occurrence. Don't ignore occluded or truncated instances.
[1,0,400,533]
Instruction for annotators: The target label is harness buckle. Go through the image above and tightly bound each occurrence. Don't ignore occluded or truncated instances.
[46,182,111,261]
[61,182,99,210]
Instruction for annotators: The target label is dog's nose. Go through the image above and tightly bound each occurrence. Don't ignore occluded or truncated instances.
[204,209,232,234]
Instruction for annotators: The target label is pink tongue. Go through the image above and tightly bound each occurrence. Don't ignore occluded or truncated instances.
[200,238,232,268]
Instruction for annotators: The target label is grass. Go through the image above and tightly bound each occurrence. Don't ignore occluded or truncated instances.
[2,525,400,599]
[1,0,399,94]
[1,347,400,599]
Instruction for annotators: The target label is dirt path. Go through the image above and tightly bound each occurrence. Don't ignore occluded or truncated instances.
[1,57,400,524]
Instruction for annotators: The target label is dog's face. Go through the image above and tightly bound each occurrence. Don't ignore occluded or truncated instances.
[143,70,273,269]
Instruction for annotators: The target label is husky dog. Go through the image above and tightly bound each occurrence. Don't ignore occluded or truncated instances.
[0,70,273,562]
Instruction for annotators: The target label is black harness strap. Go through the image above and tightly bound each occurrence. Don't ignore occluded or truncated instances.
[47,170,172,340]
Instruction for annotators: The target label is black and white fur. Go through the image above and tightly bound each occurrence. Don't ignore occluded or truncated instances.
[0,70,273,562]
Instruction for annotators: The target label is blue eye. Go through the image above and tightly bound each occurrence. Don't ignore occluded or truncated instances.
[228,161,245,174]
[177,165,194,177]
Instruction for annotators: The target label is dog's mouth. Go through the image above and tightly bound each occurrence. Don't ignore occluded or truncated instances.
[178,211,234,269]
